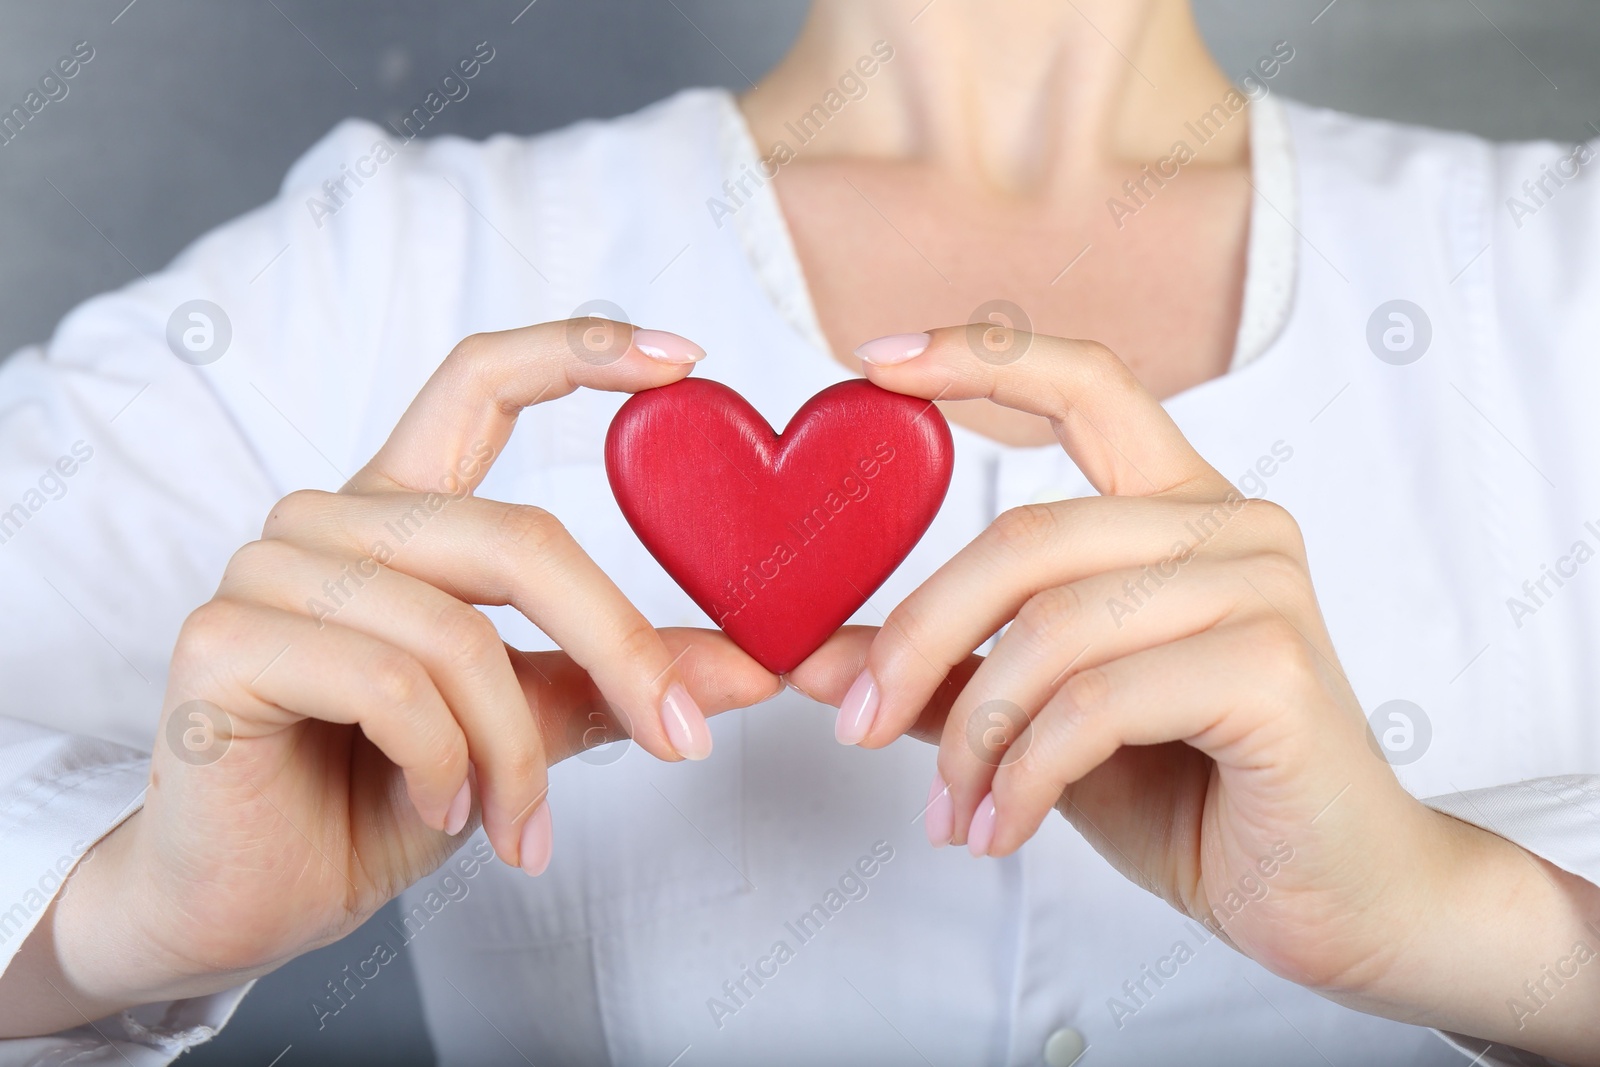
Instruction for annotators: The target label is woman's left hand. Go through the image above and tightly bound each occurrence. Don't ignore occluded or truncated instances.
[789,327,1600,1059]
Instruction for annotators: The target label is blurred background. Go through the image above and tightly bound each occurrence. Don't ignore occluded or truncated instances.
[0,0,1594,1062]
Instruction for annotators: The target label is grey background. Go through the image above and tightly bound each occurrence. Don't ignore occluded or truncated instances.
[0,1,1594,1063]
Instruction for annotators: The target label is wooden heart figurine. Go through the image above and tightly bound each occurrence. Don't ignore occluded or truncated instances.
[605,378,955,674]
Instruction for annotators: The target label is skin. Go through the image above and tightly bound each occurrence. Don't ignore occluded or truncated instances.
[742,0,1251,442]
[2,0,1597,1060]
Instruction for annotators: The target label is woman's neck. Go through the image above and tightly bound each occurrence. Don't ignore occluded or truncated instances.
[739,0,1255,446]
[743,0,1244,196]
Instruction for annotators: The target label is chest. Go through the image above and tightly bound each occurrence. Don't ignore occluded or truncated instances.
[773,159,1252,444]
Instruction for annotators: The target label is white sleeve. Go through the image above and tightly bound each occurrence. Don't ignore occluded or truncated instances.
[1427,137,1600,1067]
[0,115,495,1061]
[0,722,254,1066]
[0,994,254,1067]
[1421,778,1600,1067]
[0,240,275,1061]
[0,117,458,749]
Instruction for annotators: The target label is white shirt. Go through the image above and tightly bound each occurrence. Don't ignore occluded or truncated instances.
[1,86,1598,1066]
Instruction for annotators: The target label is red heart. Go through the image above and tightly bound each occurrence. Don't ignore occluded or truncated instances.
[605,378,954,674]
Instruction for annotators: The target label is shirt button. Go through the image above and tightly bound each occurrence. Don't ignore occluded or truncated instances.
[1043,1026,1087,1067]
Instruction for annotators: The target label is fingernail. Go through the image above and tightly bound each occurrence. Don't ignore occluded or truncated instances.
[445,778,472,836]
[834,670,879,745]
[926,772,954,848]
[519,803,553,877]
[632,329,705,363]
[662,682,713,760]
[968,793,997,857]
[855,332,931,365]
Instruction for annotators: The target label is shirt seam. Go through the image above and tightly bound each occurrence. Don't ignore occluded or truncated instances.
[0,755,146,833]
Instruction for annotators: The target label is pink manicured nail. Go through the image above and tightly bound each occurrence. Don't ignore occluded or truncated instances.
[445,778,472,836]
[968,793,997,857]
[632,329,705,363]
[519,803,553,877]
[834,670,879,745]
[662,683,713,760]
[926,772,954,848]
[855,332,931,365]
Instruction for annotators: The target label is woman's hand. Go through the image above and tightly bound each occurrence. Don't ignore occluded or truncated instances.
[791,327,1600,1063]
[6,321,779,1035]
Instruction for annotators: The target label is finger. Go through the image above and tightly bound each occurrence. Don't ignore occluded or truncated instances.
[347,320,705,496]
[787,625,983,748]
[982,619,1346,857]
[261,492,748,761]
[222,539,545,867]
[661,628,788,714]
[931,559,1258,847]
[852,496,1297,747]
[509,628,786,765]
[856,327,1234,499]
[168,599,468,836]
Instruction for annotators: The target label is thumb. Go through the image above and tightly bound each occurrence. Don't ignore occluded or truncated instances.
[348,319,706,496]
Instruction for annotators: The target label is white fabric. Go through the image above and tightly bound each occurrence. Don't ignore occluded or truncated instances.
[0,86,1596,1066]
[1230,93,1299,370]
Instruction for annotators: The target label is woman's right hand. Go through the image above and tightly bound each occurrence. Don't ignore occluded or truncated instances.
[4,321,781,1034]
